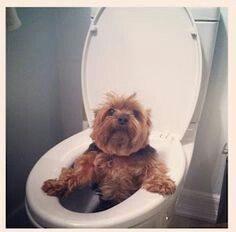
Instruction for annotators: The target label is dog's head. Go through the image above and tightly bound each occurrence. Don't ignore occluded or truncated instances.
[90,93,152,156]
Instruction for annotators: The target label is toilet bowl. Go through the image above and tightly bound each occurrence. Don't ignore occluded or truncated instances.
[25,7,220,228]
[26,129,186,228]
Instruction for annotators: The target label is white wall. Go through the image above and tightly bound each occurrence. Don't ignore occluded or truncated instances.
[184,8,228,196]
[54,8,90,138]
[6,8,90,218]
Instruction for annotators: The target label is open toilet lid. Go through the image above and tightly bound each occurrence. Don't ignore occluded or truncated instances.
[82,7,202,140]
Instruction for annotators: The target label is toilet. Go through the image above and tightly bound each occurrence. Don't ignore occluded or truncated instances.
[25,7,220,228]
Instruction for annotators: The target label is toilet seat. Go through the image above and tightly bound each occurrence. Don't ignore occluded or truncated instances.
[26,7,201,228]
[26,129,186,228]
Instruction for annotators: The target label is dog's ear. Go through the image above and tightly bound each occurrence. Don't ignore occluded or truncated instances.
[146,109,152,128]
[92,106,107,125]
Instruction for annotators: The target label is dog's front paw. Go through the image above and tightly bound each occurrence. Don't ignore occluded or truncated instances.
[42,179,68,197]
[158,178,176,195]
[143,178,176,196]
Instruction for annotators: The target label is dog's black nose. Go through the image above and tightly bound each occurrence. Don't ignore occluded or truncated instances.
[118,117,128,125]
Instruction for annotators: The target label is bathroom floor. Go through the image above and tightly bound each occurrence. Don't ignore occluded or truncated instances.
[6,204,227,228]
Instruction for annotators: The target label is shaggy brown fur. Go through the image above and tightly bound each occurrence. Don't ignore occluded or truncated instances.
[42,93,176,203]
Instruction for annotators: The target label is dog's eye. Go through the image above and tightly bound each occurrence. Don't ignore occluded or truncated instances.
[107,108,115,116]
[133,110,140,118]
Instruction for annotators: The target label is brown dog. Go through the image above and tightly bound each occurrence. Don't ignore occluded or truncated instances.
[42,93,176,204]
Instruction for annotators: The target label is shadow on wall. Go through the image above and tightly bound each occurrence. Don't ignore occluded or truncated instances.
[6,7,91,225]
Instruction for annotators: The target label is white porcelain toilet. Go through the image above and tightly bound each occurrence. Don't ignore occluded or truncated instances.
[25,7,220,228]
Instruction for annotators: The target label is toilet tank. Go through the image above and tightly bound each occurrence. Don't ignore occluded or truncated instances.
[89,7,220,124]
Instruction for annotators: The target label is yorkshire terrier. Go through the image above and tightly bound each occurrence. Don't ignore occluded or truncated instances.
[42,93,176,204]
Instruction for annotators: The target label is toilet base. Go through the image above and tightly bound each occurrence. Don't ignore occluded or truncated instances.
[133,195,177,228]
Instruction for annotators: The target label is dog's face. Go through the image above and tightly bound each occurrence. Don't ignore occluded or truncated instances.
[90,93,152,156]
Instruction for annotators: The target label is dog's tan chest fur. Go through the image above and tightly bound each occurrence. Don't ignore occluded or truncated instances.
[92,152,152,202]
